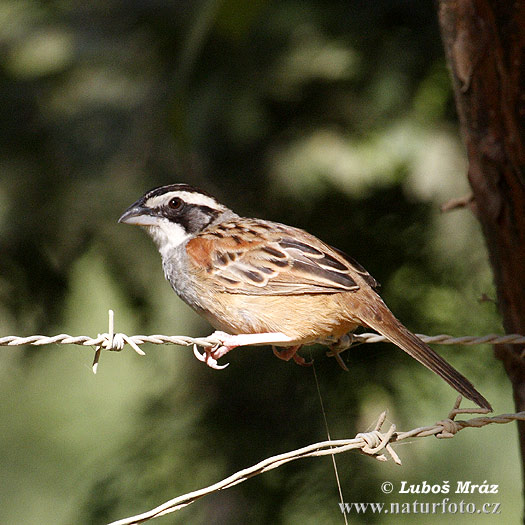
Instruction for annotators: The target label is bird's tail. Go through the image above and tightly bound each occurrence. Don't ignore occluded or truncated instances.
[357,298,492,411]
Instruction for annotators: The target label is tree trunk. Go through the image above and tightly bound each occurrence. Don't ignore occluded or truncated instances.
[437,0,525,507]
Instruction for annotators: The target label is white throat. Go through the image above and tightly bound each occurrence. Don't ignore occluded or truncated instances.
[146,219,190,260]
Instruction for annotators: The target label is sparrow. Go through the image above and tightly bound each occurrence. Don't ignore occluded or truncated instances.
[119,183,491,410]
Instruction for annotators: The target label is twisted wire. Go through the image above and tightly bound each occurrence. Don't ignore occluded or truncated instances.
[1,310,522,373]
[1,310,523,354]
[108,397,525,525]
[2,332,524,348]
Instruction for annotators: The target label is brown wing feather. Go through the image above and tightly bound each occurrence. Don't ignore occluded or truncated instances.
[186,219,371,295]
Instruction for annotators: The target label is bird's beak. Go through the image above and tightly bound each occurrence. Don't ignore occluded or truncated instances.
[118,202,160,226]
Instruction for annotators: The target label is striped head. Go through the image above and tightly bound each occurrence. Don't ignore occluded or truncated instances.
[119,184,237,257]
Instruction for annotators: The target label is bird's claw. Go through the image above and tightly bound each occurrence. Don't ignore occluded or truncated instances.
[326,333,355,371]
[292,352,313,367]
[272,345,313,367]
[193,344,229,370]
[192,331,296,369]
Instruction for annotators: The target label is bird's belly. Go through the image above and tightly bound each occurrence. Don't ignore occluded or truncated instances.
[200,292,360,345]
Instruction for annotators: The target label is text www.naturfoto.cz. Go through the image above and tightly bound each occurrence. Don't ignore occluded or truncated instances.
[339,500,501,515]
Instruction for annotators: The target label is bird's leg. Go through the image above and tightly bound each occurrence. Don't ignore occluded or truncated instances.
[272,345,313,367]
[193,331,294,370]
[326,333,358,371]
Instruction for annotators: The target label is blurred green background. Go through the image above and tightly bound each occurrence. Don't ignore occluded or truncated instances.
[0,0,518,523]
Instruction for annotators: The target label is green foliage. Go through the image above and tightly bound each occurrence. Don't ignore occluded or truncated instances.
[0,0,518,523]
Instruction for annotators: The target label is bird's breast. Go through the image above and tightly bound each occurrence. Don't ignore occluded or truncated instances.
[192,292,361,345]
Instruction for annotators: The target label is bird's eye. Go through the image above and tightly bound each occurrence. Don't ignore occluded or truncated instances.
[169,197,183,210]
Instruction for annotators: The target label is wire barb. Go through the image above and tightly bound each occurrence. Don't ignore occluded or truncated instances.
[1,310,524,374]
[107,397,525,525]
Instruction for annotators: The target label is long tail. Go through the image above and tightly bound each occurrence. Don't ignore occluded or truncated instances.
[356,298,492,411]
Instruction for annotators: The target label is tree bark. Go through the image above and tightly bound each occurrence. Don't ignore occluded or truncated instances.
[437,0,525,506]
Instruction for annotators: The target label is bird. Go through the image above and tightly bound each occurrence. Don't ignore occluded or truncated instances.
[119,183,491,410]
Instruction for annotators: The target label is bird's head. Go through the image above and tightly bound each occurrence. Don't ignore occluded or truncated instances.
[119,184,236,256]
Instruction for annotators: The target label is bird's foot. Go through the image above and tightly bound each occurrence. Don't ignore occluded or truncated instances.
[194,331,294,370]
[193,344,230,370]
[325,333,358,371]
[272,345,313,366]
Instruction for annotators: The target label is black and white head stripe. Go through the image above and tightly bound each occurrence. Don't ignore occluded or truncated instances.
[119,184,236,251]
[145,188,223,214]
[142,184,217,207]
[141,185,227,232]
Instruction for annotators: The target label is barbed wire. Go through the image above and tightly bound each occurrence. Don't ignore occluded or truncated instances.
[107,396,525,525]
[1,310,524,372]
[3,310,522,522]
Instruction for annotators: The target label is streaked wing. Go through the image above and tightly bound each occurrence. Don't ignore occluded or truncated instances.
[186,219,379,295]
